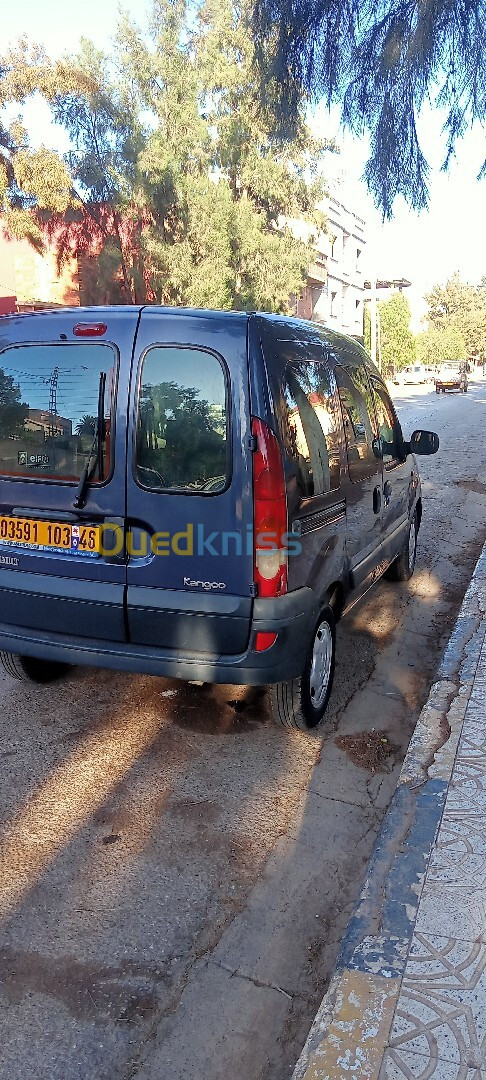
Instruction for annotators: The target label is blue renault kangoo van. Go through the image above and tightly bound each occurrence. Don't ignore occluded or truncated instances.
[0,307,438,729]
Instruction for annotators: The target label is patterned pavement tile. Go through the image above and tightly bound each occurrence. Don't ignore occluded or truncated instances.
[434,817,486,857]
[454,719,486,771]
[414,884,486,941]
[426,849,486,890]
[437,730,486,857]
[456,715,486,747]
[380,1048,486,1078]
[448,765,486,805]
[389,935,486,1068]
[439,745,486,833]
[463,695,486,723]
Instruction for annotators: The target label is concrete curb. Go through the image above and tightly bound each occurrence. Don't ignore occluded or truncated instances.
[292,541,486,1080]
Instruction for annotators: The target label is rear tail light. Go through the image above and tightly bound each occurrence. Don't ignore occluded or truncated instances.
[251,417,288,598]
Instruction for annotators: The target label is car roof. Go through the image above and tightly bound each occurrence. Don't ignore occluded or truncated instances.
[0,305,378,373]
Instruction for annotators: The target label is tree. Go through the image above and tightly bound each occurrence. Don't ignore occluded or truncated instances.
[416,325,466,366]
[251,0,486,216]
[376,292,415,378]
[0,368,28,436]
[0,41,79,249]
[138,380,226,487]
[2,0,332,310]
[424,273,486,360]
[75,415,96,436]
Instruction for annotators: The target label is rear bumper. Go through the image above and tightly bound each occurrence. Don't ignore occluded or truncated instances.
[0,587,319,686]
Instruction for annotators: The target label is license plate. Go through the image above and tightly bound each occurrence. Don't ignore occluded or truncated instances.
[0,516,101,557]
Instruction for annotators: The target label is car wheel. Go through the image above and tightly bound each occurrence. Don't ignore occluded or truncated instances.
[385,511,418,583]
[269,607,336,732]
[0,652,70,684]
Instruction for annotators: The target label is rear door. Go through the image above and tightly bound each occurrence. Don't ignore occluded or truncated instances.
[125,310,254,655]
[0,308,138,642]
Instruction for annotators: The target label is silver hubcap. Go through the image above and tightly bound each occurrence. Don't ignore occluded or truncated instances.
[408,519,417,572]
[309,621,333,710]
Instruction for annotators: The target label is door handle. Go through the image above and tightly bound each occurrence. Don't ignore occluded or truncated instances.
[383,480,392,506]
[373,486,382,514]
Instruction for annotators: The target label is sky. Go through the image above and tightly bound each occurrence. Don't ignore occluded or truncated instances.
[312,105,486,329]
[3,0,486,331]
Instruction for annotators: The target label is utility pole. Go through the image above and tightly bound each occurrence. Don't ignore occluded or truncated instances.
[46,367,60,438]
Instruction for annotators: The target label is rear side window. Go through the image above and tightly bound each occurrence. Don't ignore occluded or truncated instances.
[335,364,377,482]
[135,346,229,493]
[0,343,116,482]
[282,361,340,497]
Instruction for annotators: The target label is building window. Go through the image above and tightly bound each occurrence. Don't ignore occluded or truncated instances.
[330,291,338,317]
[356,248,362,271]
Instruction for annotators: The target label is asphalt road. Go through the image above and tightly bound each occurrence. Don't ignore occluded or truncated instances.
[1,378,485,1080]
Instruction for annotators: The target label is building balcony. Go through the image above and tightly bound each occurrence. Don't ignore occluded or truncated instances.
[307,259,328,285]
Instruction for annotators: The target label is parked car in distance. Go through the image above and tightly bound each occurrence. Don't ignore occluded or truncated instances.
[393,362,427,384]
[393,363,435,386]
[435,363,468,393]
[0,307,439,731]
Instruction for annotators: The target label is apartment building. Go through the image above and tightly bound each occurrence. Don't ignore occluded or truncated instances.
[292,195,367,338]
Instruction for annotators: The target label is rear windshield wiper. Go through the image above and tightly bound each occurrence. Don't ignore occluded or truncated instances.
[73,372,106,509]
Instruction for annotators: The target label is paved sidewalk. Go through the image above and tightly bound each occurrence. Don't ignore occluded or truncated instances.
[293,541,486,1080]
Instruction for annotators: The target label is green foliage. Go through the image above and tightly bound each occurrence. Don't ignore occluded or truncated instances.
[416,324,466,366]
[0,368,29,436]
[138,379,226,488]
[424,274,486,360]
[377,292,415,378]
[252,0,486,217]
[13,148,71,212]
[0,41,82,241]
[1,0,332,310]
[75,415,97,436]
[363,293,415,375]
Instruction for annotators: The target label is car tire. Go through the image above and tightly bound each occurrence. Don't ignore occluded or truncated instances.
[0,652,70,684]
[385,511,418,583]
[269,607,336,732]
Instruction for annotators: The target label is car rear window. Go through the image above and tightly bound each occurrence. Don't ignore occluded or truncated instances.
[135,346,229,493]
[0,343,117,482]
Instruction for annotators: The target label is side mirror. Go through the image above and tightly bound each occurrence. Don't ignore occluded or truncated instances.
[408,429,439,456]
